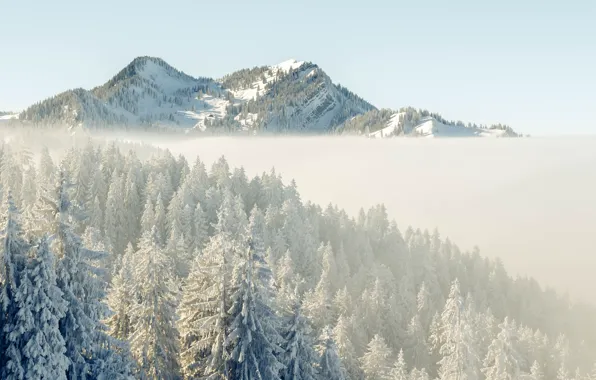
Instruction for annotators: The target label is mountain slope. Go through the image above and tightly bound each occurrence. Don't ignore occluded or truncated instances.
[220,59,375,132]
[20,57,220,129]
[15,57,520,136]
[341,107,520,138]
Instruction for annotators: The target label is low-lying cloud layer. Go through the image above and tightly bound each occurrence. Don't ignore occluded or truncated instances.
[4,127,595,303]
[153,136,596,304]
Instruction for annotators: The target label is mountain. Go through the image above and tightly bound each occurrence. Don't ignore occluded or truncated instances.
[15,56,520,136]
[0,112,19,124]
[341,108,520,138]
[19,57,217,129]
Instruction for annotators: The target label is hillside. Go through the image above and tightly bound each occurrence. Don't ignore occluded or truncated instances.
[15,57,520,136]
[341,107,520,138]
[0,136,591,379]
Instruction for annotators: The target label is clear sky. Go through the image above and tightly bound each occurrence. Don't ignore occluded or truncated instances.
[1,0,594,135]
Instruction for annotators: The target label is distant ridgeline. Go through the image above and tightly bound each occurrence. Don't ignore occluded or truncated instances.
[0,137,591,379]
[10,56,521,137]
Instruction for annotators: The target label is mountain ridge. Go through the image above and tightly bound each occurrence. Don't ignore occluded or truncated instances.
[14,56,520,137]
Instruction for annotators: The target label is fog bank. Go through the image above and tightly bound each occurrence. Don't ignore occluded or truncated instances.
[150,136,596,304]
[3,127,595,303]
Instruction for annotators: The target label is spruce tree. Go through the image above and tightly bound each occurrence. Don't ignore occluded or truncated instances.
[389,349,408,380]
[225,209,284,380]
[318,327,345,380]
[282,302,318,380]
[0,192,31,378]
[130,228,180,379]
[482,317,521,380]
[360,334,393,380]
[6,236,69,379]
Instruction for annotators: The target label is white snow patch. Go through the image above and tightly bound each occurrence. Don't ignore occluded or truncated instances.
[234,112,259,130]
[137,59,196,94]
[176,94,229,131]
[414,118,508,138]
[0,114,19,121]
[369,112,404,138]
[228,59,306,103]
[273,59,305,74]
[370,113,509,138]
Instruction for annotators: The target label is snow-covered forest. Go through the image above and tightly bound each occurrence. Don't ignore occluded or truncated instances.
[0,137,595,380]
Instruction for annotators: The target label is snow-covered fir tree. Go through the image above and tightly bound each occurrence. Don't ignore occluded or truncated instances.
[360,334,393,380]
[389,349,408,380]
[437,279,480,380]
[482,317,522,380]
[0,192,29,374]
[5,236,69,380]
[225,209,285,380]
[0,139,593,379]
[317,327,345,380]
[282,301,318,380]
[130,227,180,379]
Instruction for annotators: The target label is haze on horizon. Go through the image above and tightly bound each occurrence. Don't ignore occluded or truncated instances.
[4,127,595,305]
[1,0,595,136]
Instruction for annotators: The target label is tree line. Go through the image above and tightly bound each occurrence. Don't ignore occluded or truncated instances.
[0,139,593,379]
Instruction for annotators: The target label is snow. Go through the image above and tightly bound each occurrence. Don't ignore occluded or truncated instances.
[273,58,305,73]
[176,94,230,131]
[414,118,508,138]
[369,112,404,138]
[234,112,259,130]
[369,112,509,138]
[0,113,19,121]
[231,83,265,102]
[229,59,306,102]
[137,59,196,94]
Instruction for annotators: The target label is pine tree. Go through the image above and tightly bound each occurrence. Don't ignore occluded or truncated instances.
[89,196,103,234]
[302,248,333,332]
[193,202,208,252]
[130,228,180,379]
[332,314,361,380]
[482,317,521,380]
[557,363,570,380]
[360,334,393,380]
[437,279,480,380]
[140,197,155,236]
[332,287,353,320]
[524,360,544,380]
[104,172,127,256]
[20,166,38,211]
[225,208,284,380]
[0,192,31,378]
[5,236,69,380]
[124,179,141,248]
[405,314,430,370]
[165,224,189,278]
[180,204,194,253]
[389,349,408,380]
[47,169,122,379]
[178,195,243,379]
[154,194,167,245]
[38,146,56,190]
[105,243,135,341]
[282,302,318,380]
[178,242,228,379]
[318,327,345,380]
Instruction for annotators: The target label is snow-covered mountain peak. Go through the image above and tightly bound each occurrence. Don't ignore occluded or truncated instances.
[15,56,520,136]
[100,56,200,95]
[272,59,305,73]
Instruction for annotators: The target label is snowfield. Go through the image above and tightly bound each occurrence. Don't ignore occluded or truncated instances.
[369,113,509,138]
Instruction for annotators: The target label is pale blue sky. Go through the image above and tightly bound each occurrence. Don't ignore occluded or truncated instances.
[1,0,594,135]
